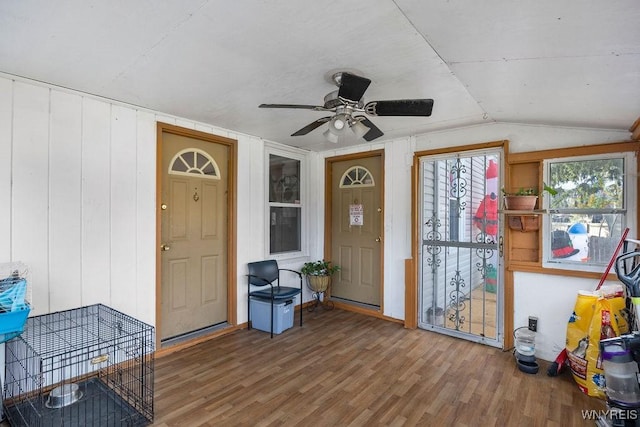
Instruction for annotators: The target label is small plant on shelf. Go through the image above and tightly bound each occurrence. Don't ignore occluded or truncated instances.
[502,183,557,197]
[502,183,557,210]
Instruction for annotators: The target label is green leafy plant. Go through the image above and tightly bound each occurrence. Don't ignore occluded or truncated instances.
[502,182,557,197]
[301,260,340,276]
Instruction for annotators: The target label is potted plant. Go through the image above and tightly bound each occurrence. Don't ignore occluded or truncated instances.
[503,183,557,211]
[301,260,340,293]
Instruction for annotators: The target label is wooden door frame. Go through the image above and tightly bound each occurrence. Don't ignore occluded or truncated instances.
[155,122,238,352]
[409,140,512,349]
[324,149,385,317]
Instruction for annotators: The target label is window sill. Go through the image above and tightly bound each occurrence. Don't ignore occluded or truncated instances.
[499,209,547,215]
[507,262,616,280]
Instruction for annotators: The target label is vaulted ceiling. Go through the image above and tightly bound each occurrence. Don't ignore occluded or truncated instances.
[1,1,638,151]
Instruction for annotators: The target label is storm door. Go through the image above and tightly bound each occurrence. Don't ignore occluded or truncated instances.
[418,149,503,347]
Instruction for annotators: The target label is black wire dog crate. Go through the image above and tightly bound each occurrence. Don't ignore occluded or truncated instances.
[3,304,154,426]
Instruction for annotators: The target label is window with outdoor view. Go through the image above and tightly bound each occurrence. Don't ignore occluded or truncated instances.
[543,153,632,272]
[268,152,302,255]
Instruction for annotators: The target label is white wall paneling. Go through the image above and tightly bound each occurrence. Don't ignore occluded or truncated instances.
[383,139,413,319]
[49,90,83,312]
[81,97,112,307]
[12,82,50,314]
[135,110,158,326]
[235,134,265,322]
[0,78,12,261]
[109,105,138,315]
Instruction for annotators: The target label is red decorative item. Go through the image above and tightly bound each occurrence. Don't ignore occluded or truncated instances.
[473,160,499,236]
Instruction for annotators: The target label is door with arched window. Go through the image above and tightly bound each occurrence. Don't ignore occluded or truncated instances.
[329,153,383,307]
[160,132,228,342]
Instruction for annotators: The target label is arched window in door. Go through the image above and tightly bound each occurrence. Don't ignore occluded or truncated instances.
[168,148,221,179]
[339,166,375,188]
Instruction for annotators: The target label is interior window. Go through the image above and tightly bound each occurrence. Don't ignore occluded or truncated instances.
[543,153,631,271]
[268,153,303,255]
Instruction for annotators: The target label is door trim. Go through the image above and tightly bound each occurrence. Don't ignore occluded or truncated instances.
[325,149,385,316]
[156,122,238,350]
[409,140,513,349]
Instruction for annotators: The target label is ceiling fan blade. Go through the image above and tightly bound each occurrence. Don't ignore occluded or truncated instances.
[259,103,325,111]
[356,117,384,142]
[364,99,434,116]
[291,117,332,136]
[337,73,371,103]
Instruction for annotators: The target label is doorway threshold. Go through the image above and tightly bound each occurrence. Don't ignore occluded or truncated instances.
[161,322,229,348]
[330,297,380,311]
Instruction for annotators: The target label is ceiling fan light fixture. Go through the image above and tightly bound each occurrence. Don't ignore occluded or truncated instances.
[331,114,347,131]
[350,119,369,139]
[323,127,339,143]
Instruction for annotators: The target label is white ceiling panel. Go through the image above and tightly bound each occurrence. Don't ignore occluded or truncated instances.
[0,0,638,150]
[397,0,640,61]
[451,54,639,128]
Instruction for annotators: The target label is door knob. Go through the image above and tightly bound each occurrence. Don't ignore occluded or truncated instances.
[161,244,170,251]
[375,236,382,242]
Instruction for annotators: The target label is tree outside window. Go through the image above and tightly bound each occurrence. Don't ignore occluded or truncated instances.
[545,154,628,270]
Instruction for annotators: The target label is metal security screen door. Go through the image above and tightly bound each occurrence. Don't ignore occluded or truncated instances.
[418,150,503,347]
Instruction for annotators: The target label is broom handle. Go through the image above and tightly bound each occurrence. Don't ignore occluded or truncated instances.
[596,226,630,290]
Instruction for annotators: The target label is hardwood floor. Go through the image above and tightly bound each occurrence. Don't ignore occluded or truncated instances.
[152,308,604,427]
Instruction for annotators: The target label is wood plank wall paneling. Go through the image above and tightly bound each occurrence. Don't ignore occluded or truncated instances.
[110,105,138,315]
[49,90,83,311]
[0,78,12,261]
[136,111,158,326]
[0,76,247,325]
[12,82,50,313]
[0,80,163,320]
[81,97,112,307]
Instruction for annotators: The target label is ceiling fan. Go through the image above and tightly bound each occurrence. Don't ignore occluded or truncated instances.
[259,71,434,143]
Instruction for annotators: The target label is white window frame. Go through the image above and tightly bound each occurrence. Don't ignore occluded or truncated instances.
[264,144,308,259]
[542,151,636,273]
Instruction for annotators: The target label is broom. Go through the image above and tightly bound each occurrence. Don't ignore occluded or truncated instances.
[547,227,630,376]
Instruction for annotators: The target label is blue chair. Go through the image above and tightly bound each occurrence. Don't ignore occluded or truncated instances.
[247,260,302,338]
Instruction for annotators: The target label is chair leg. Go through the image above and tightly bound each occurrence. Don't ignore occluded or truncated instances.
[270,299,274,339]
[248,296,251,330]
[299,296,303,327]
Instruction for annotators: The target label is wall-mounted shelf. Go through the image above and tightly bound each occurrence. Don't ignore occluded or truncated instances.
[499,209,547,215]
[504,161,544,262]
[507,215,540,232]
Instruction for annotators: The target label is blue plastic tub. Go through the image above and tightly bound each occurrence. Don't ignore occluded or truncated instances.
[0,303,30,343]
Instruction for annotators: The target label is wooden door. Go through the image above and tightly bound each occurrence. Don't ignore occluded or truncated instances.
[330,154,383,306]
[160,132,228,341]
